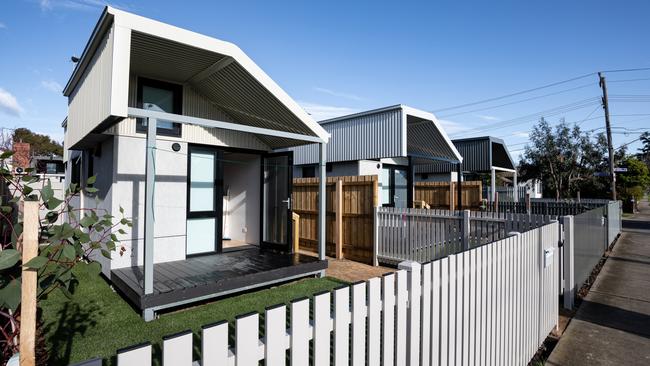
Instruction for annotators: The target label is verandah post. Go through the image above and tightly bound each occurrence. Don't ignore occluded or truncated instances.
[143,117,157,320]
[318,142,327,262]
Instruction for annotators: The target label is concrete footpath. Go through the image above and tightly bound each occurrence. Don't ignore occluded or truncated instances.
[547,200,650,365]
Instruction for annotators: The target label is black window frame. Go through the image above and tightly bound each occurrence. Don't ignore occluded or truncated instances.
[136,77,183,137]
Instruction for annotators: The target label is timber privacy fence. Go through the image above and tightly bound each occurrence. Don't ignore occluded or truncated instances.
[74,221,560,366]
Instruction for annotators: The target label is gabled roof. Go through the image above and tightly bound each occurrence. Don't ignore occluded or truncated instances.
[63,6,329,146]
[291,105,462,165]
[415,135,516,174]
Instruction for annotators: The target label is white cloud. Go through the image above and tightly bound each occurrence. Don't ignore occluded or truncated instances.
[298,101,359,121]
[39,0,132,12]
[0,88,24,117]
[512,131,530,138]
[313,87,366,102]
[475,114,500,121]
[438,119,470,135]
[41,80,63,93]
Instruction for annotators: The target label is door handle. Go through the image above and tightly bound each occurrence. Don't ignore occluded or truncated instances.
[282,198,291,210]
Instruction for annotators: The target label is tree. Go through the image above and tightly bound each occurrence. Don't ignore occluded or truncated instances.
[518,118,608,200]
[617,156,650,211]
[12,128,63,156]
[0,152,131,361]
[639,131,650,168]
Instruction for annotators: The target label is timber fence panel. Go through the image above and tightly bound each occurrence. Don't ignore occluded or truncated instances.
[293,175,377,263]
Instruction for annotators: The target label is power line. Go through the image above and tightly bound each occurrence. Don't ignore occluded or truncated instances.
[431,72,596,113]
[450,97,601,138]
[437,82,595,118]
[608,77,650,83]
[602,67,650,73]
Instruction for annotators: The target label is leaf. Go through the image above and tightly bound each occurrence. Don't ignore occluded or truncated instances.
[0,249,20,270]
[119,206,124,214]
[46,197,63,210]
[86,175,97,185]
[80,215,96,228]
[0,278,21,311]
[100,249,111,259]
[62,244,76,260]
[0,151,14,159]
[41,181,54,202]
[24,255,48,269]
[85,187,98,193]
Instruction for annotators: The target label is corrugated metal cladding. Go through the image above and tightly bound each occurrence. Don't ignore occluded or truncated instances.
[129,32,317,144]
[415,137,492,173]
[406,115,460,164]
[67,24,114,148]
[291,108,403,165]
[103,75,270,152]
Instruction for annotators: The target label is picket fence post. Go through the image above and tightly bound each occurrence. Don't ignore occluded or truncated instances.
[462,210,471,250]
[562,215,575,310]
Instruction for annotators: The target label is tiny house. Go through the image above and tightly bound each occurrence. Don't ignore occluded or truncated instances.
[62,7,330,319]
[291,105,462,208]
[414,136,518,200]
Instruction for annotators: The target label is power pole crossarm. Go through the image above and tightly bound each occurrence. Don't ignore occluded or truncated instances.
[599,72,617,200]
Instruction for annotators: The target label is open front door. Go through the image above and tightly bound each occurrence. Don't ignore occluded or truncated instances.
[261,151,293,253]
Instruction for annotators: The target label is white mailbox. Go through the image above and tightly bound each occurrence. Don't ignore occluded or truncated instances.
[544,247,554,268]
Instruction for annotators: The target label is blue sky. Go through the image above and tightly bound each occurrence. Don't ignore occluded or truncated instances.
[1,0,649,160]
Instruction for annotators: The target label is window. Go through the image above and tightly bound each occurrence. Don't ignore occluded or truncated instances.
[71,156,81,186]
[326,162,333,172]
[302,165,316,178]
[136,77,182,137]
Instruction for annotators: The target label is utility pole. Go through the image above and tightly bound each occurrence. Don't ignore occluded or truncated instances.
[599,72,616,200]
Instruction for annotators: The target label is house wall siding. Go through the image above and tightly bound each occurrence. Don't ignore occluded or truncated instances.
[291,108,403,165]
[67,25,114,148]
[103,75,270,151]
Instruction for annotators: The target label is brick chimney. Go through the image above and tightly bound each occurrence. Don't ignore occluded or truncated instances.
[13,142,31,170]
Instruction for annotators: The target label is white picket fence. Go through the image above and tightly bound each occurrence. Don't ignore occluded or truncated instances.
[95,221,559,366]
[375,207,550,265]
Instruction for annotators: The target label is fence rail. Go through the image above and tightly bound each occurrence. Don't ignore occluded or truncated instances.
[486,199,610,217]
[375,207,549,264]
[79,221,560,366]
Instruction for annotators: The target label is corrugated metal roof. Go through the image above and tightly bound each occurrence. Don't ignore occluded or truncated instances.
[63,6,328,150]
[291,105,461,165]
[414,136,516,173]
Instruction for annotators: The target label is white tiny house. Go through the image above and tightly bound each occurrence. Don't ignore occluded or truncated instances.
[63,6,329,319]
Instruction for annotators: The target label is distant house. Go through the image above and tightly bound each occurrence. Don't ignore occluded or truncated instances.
[290,105,462,208]
[414,136,518,201]
[62,7,330,320]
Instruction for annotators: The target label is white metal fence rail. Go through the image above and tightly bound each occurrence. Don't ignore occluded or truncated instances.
[375,207,549,264]
[91,221,559,366]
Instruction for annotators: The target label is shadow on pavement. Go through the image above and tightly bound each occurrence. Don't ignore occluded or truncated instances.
[576,299,650,339]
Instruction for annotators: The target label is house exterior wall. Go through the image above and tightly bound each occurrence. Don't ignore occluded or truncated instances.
[291,108,404,165]
[110,135,188,270]
[414,172,458,182]
[67,25,115,148]
[103,74,271,151]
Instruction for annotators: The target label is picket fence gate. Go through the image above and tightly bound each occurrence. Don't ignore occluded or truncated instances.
[83,221,559,366]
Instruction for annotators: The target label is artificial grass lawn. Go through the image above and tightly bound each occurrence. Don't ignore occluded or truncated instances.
[41,262,347,365]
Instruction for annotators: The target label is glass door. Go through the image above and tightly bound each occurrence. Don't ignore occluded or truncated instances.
[380,165,410,208]
[261,152,293,252]
[186,146,222,255]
